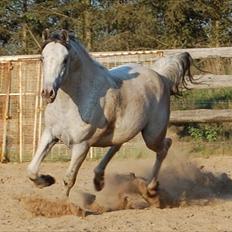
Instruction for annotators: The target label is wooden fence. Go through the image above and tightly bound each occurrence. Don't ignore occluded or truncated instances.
[0,47,231,162]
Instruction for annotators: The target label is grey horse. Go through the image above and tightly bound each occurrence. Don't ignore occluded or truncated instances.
[27,29,194,198]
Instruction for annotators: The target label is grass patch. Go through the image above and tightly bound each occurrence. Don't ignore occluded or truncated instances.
[187,141,232,158]
[171,88,232,111]
[87,144,153,161]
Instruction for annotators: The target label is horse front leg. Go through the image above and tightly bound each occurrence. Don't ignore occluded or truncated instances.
[27,129,58,188]
[93,144,122,191]
[63,142,89,197]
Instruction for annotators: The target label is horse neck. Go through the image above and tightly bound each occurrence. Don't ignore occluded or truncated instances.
[58,42,113,125]
[60,41,112,109]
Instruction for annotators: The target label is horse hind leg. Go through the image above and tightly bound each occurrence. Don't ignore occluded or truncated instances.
[142,131,172,196]
[147,138,172,195]
[94,144,122,191]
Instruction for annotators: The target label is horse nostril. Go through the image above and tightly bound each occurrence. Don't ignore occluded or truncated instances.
[41,89,46,96]
[49,89,55,98]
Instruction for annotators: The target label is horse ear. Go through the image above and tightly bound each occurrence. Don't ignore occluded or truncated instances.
[60,29,69,43]
[42,28,50,42]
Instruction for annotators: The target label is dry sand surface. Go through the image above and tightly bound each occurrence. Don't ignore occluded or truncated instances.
[1,148,232,232]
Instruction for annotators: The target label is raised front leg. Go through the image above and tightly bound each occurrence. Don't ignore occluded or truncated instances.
[94,145,122,191]
[63,142,89,197]
[27,129,58,188]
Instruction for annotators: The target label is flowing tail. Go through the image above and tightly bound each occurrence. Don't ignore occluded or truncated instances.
[152,52,201,96]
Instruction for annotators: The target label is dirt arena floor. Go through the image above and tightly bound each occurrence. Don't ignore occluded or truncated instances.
[1,146,232,232]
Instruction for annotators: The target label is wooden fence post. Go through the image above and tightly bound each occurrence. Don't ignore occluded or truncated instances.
[38,62,44,143]
[19,61,23,162]
[1,62,13,162]
[32,60,41,157]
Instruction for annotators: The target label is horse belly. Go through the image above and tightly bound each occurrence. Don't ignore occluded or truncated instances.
[92,116,146,146]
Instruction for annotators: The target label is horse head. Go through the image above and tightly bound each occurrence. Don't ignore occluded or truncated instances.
[41,29,70,103]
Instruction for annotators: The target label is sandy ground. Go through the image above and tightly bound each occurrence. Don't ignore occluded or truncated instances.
[1,149,232,232]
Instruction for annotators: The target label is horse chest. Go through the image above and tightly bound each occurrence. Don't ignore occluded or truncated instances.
[45,104,93,145]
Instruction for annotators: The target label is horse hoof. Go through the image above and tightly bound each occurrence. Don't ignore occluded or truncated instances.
[147,181,159,197]
[30,174,55,188]
[147,188,157,197]
[93,175,104,191]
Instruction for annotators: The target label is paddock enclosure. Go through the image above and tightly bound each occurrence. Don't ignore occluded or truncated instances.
[0,47,232,162]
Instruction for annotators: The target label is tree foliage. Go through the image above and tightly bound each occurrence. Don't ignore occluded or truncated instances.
[0,0,231,55]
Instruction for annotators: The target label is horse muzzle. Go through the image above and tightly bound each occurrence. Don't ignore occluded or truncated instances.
[41,88,57,103]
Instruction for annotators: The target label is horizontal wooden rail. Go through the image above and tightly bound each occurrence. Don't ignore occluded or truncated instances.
[93,47,232,59]
[170,109,232,124]
[0,92,38,96]
[0,47,231,62]
[163,47,232,59]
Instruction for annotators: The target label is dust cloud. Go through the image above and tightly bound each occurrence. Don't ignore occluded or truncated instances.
[21,151,232,217]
